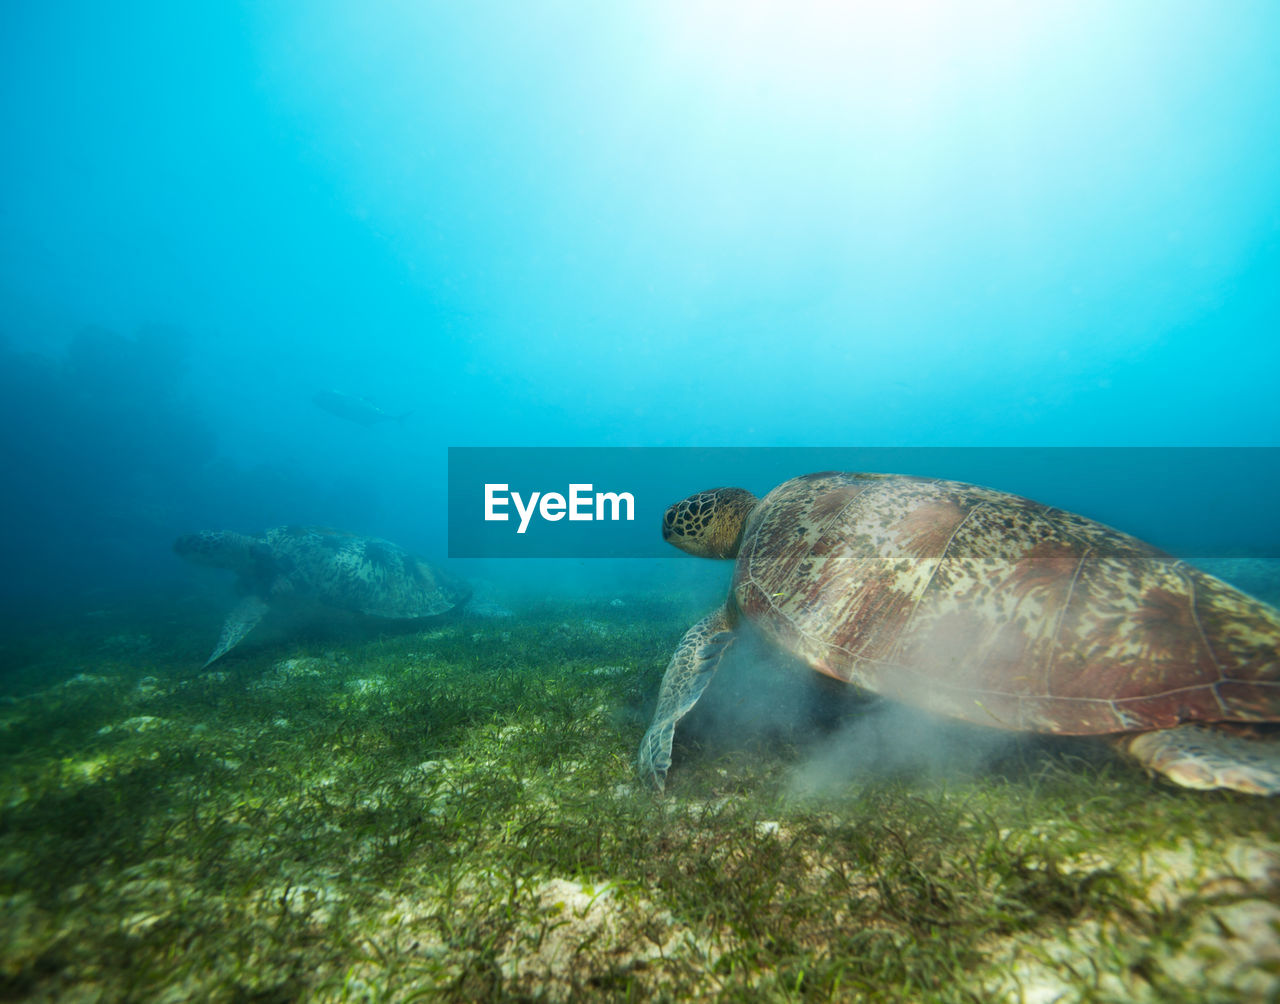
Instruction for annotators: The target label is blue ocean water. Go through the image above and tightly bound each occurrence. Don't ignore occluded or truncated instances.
[1,0,1278,610]
[5,9,1280,1000]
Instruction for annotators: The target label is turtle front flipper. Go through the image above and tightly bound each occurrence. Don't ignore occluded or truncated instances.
[1120,725,1280,796]
[203,595,270,668]
[638,604,737,791]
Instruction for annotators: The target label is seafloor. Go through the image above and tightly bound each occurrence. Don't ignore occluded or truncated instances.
[1,566,1278,1003]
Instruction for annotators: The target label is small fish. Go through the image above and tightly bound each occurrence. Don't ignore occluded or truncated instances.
[312,389,411,427]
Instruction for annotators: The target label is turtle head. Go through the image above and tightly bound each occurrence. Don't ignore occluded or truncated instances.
[173,530,268,572]
[662,487,759,559]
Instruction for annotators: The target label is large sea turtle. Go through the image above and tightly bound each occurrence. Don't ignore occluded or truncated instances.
[639,472,1280,795]
[174,526,469,667]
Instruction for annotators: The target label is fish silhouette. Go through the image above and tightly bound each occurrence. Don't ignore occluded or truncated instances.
[312,389,411,426]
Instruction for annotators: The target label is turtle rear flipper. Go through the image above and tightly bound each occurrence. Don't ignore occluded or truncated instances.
[639,604,736,791]
[203,595,270,668]
[1121,725,1280,796]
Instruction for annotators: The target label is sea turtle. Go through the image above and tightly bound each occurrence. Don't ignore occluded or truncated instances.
[639,472,1280,795]
[174,525,469,667]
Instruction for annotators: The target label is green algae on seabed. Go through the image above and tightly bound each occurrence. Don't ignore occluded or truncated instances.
[0,594,1277,1003]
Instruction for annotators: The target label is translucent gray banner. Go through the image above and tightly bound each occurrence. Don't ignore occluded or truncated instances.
[447,447,1280,559]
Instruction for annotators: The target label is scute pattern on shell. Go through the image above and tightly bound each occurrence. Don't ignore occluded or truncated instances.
[263,526,464,618]
[733,473,1280,736]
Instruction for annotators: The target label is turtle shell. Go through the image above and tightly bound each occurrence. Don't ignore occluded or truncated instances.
[732,473,1280,735]
[264,526,468,618]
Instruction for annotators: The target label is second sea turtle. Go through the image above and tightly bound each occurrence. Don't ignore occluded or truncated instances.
[174,525,469,666]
